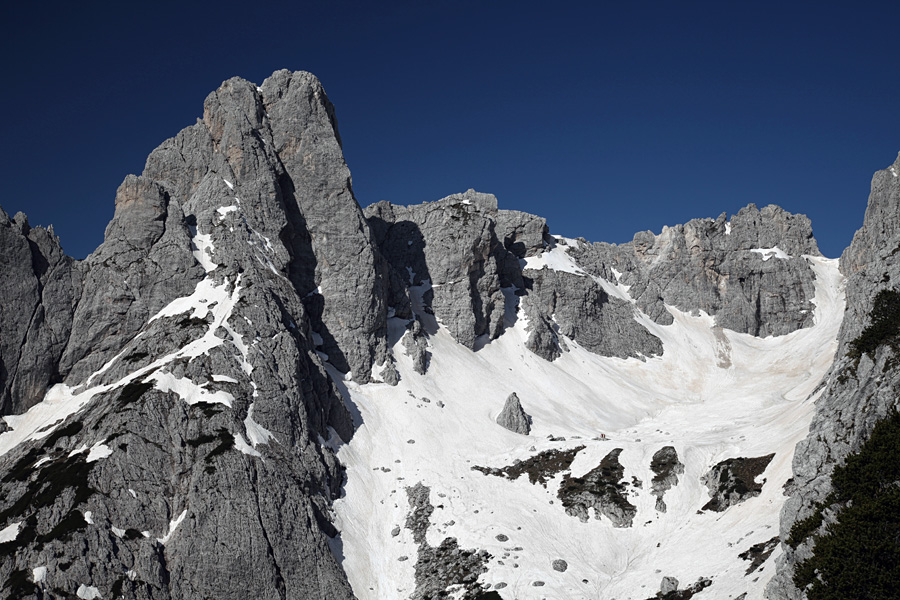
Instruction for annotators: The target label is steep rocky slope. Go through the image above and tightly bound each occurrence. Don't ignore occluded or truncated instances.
[0,69,888,600]
[767,152,900,600]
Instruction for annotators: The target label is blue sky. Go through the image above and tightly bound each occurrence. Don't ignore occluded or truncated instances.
[2,1,898,259]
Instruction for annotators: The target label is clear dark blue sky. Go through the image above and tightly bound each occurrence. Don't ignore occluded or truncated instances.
[2,1,899,259]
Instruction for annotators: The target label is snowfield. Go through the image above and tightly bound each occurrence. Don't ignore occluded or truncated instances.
[332,255,845,600]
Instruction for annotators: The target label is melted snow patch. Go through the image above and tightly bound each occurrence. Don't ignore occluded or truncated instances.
[0,521,22,543]
[751,247,790,261]
[725,222,732,235]
[157,509,188,545]
[77,584,101,599]
[83,511,94,525]
[890,166,898,178]
[223,178,234,190]
[211,374,238,383]
[149,372,234,407]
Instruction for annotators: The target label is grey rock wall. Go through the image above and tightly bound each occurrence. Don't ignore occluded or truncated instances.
[0,71,370,600]
[572,204,820,338]
[0,209,79,417]
[366,189,548,350]
[768,153,900,600]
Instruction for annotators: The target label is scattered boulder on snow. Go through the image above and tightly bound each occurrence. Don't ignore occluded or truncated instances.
[381,357,400,386]
[660,576,679,594]
[552,559,568,572]
[403,318,429,375]
[496,392,531,435]
[738,535,779,575]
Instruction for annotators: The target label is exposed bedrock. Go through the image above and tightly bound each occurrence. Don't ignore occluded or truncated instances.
[572,204,820,337]
[768,152,900,599]
[0,209,79,418]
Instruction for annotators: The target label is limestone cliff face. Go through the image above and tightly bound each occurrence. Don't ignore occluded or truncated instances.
[768,153,900,600]
[366,189,548,350]
[0,210,79,419]
[574,204,820,337]
[0,71,362,600]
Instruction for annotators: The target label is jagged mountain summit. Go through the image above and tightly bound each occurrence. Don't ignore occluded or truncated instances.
[0,69,897,600]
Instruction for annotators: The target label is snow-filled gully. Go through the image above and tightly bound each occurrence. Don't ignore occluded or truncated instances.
[332,255,845,600]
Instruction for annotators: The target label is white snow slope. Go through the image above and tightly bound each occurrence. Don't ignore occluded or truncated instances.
[332,254,844,600]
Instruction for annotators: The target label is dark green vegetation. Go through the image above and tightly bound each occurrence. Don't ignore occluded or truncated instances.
[791,409,900,599]
[471,446,584,487]
[847,289,900,370]
[738,536,779,575]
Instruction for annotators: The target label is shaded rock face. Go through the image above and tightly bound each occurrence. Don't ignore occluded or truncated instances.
[557,448,637,527]
[521,265,663,361]
[496,392,531,435]
[700,453,774,512]
[573,204,820,337]
[0,210,80,418]
[366,190,548,349]
[768,153,900,600]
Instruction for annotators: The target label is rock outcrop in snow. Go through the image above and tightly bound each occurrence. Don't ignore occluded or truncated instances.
[496,393,531,435]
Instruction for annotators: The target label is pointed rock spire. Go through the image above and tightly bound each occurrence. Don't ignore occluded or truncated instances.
[496,392,531,435]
